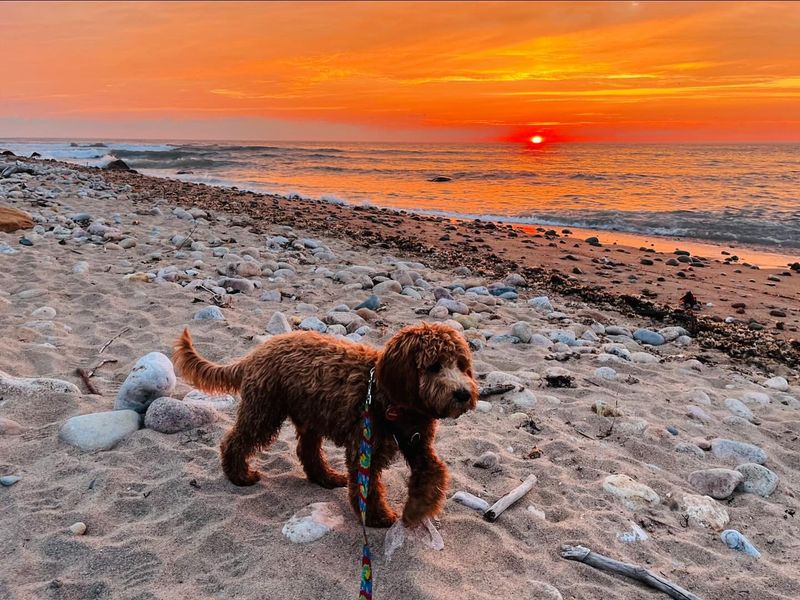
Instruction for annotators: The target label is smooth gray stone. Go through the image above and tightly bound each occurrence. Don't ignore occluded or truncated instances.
[60,410,141,451]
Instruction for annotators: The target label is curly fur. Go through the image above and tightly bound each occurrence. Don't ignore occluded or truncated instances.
[173,322,478,527]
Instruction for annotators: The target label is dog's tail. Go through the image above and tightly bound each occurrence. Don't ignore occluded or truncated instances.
[173,328,244,394]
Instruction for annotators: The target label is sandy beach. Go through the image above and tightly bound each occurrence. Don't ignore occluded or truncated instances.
[1,155,799,600]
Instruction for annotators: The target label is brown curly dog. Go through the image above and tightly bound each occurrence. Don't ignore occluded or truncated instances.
[173,322,477,527]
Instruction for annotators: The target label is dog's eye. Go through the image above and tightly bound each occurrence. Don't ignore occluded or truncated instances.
[427,362,442,374]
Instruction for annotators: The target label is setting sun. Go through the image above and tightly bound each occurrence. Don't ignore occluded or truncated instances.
[531,135,544,144]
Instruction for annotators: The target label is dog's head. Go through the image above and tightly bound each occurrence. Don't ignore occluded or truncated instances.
[376,322,478,419]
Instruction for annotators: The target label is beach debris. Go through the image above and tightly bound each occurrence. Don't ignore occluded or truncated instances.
[69,522,87,536]
[544,367,574,388]
[59,410,142,451]
[484,474,538,522]
[720,529,760,557]
[1,163,37,178]
[384,517,444,561]
[114,352,176,413]
[478,383,516,398]
[560,544,701,600]
[602,475,660,510]
[428,176,451,182]
[144,397,217,433]
[282,502,343,543]
[735,463,779,497]
[681,494,730,530]
[0,370,80,399]
[452,491,491,512]
[0,475,21,487]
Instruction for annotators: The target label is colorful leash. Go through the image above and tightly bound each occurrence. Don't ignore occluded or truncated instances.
[357,367,376,600]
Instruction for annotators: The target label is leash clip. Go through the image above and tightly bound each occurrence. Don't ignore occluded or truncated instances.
[365,367,375,408]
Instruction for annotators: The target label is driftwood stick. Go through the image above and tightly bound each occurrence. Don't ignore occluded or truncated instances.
[88,358,118,377]
[173,222,198,253]
[483,474,537,522]
[478,383,517,398]
[76,368,100,395]
[560,545,701,600]
[99,327,131,354]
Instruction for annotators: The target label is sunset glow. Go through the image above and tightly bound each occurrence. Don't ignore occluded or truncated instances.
[2,1,800,142]
[531,136,544,145]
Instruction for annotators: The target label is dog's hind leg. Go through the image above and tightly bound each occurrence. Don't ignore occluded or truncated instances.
[295,428,347,489]
[220,385,285,486]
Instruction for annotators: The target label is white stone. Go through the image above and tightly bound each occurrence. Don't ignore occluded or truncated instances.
[282,502,344,543]
[602,474,660,510]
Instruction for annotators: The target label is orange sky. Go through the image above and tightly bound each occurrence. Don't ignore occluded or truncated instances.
[2,1,800,142]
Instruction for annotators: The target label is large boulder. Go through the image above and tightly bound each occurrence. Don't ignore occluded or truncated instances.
[114,352,176,413]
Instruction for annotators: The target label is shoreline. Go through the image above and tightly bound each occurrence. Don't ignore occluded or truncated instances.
[133,169,800,270]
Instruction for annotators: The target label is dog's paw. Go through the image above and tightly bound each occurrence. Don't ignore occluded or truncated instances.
[231,470,261,486]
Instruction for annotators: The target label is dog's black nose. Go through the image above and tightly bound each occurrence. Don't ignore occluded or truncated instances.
[453,388,472,403]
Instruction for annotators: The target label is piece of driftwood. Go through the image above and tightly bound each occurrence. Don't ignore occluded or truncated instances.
[99,327,131,354]
[1,164,37,178]
[88,358,118,377]
[75,368,100,395]
[172,222,198,253]
[560,545,701,600]
[478,383,516,398]
[483,474,537,522]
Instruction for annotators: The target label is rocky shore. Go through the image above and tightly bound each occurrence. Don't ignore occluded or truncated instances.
[1,156,799,600]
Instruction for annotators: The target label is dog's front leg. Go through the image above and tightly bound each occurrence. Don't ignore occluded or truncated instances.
[401,427,449,528]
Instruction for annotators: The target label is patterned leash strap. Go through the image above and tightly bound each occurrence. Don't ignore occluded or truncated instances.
[357,367,376,600]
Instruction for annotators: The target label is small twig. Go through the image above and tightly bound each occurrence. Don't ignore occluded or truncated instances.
[478,383,517,398]
[88,358,118,377]
[76,368,100,395]
[99,328,131,354]
[173,222,198,253]
[560,545,701,600]
[574,427,595,440]
[483,474,537,522]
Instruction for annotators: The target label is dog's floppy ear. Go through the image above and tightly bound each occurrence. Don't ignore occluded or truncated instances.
[376,326,421,405]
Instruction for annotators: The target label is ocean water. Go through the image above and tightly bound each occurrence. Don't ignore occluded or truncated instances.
[3,138,799,252]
